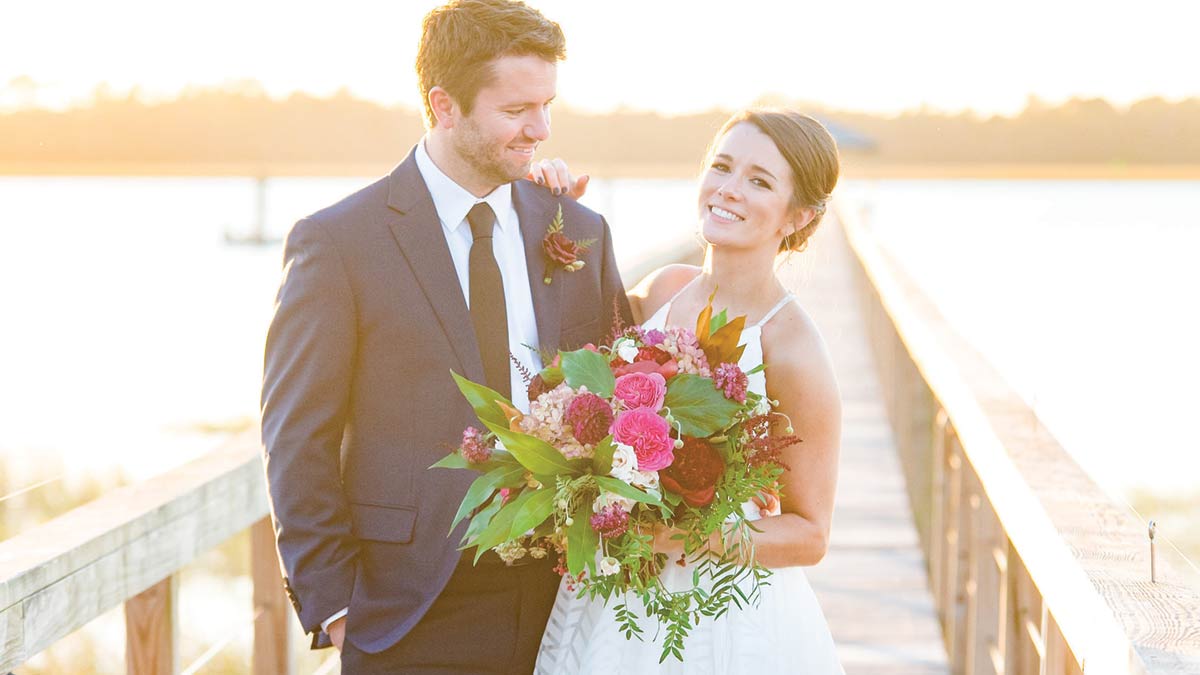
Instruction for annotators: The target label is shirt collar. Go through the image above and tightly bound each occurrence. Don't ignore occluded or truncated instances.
[415,138,514,235]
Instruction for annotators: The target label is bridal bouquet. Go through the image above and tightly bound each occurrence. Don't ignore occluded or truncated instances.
[432,297,797,662]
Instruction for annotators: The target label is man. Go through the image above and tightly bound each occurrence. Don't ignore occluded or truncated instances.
[260,1,630,672]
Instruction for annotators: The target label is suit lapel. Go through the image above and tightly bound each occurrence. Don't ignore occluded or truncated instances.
[513,181,564,355]
[384,150,485,383]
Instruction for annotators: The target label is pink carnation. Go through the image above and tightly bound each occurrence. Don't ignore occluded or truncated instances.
[713,362,749,403]
[610,408,675,471]
[613,372,667,412]
[565,392,614,445]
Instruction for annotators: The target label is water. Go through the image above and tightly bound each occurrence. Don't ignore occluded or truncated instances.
[1,175,1197,503]
[839,179,1200,498]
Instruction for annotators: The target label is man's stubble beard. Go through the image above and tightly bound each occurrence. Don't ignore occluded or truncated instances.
[452,117,530,190]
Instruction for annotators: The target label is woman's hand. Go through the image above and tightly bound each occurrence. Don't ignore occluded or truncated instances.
[526,158,589,199]
[650,521,688,556]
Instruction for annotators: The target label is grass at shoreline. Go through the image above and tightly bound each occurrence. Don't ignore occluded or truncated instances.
[4,160,1200,180]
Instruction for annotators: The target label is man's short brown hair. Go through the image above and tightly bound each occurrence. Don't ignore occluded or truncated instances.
[417,0,566,127]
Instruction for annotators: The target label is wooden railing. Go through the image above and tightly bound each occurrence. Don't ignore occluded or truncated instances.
[0,430,290,674]
[0,247,700,675]
[837,201,1200,674]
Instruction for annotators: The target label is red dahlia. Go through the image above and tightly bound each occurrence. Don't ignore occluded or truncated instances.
[660,436,726,507]
[565,392,614,445]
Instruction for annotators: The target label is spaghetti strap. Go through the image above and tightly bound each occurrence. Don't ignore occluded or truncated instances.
[752,294,795,328]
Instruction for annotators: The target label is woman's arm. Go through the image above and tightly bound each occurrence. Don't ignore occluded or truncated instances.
[653,303,841,568]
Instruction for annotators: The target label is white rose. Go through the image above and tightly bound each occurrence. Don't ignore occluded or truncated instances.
[593,490,636,513]
[630,469,659,492]
[598,556,621,577]
[609,442,639,483]
[615,338,639,363]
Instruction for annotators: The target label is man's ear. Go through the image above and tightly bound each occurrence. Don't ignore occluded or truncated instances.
[428,86,457,130]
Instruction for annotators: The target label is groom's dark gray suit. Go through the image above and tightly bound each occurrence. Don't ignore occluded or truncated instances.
[261,146,631,660]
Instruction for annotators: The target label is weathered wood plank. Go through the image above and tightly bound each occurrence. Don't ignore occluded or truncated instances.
[125,573,178,675]
[0,431,266,671]
[252,517,292,675]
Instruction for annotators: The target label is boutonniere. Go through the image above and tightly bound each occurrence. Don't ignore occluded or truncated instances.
[541,204,596,285]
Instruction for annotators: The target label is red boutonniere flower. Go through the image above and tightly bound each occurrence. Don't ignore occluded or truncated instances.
[542,204,596,285]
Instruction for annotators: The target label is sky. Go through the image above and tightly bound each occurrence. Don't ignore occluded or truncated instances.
[4,0,1200,116]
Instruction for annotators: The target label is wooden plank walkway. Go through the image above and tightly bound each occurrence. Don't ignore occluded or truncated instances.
[780,216,949,674]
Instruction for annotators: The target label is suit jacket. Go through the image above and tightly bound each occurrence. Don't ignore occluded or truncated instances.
[261,147,632,653]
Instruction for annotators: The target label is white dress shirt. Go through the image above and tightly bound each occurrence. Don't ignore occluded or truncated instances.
[322,140,545,634]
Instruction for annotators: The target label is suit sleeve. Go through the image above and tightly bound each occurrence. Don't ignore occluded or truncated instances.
[598,215,635,331]
[261,217,359,637]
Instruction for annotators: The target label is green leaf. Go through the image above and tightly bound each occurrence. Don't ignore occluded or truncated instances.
[429,450,521,473]
[566,502,599,577]
[449,464,524,533]
[469,489,535,563]
[664,374,742,437]
[429,453,470,470]
[745,363,766,376]
[591,435,616,475]
[709,309,728,334]
[560,349,616,398]
[461,494,503,544]
[539,364,564,387]
[482,421,581,476]
[451,371,513,428]
[508,488,556,538]
[595,476,663,506]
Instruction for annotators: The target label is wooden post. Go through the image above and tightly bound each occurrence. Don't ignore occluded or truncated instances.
[1007,551,1042,675]
[1041,607,1071,675]
[251,517,292,675]
[970,501,1004,675]
[125,574,179,675]
[929,409,950,623]
[940,423,964,639]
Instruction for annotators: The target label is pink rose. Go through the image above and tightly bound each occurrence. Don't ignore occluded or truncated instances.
[613,372,667,412]
[613,359,679,381]
[610,408,674,471]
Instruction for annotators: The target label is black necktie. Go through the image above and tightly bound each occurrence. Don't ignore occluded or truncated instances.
[466,202,511,399]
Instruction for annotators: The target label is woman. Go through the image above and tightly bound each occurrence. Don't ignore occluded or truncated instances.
[531,109,844,674]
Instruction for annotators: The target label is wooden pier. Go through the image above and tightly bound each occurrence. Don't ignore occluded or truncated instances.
[2,206,1199,674]
[784,216,949,673]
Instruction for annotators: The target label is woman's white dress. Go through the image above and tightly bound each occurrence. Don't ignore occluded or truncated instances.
[535,294,844,674]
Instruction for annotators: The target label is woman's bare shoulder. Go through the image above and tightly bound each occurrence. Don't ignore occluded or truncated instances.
[761,300,838,393]
[628,264,702,324]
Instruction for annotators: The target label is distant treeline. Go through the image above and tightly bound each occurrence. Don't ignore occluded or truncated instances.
[3,85,1200,166]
